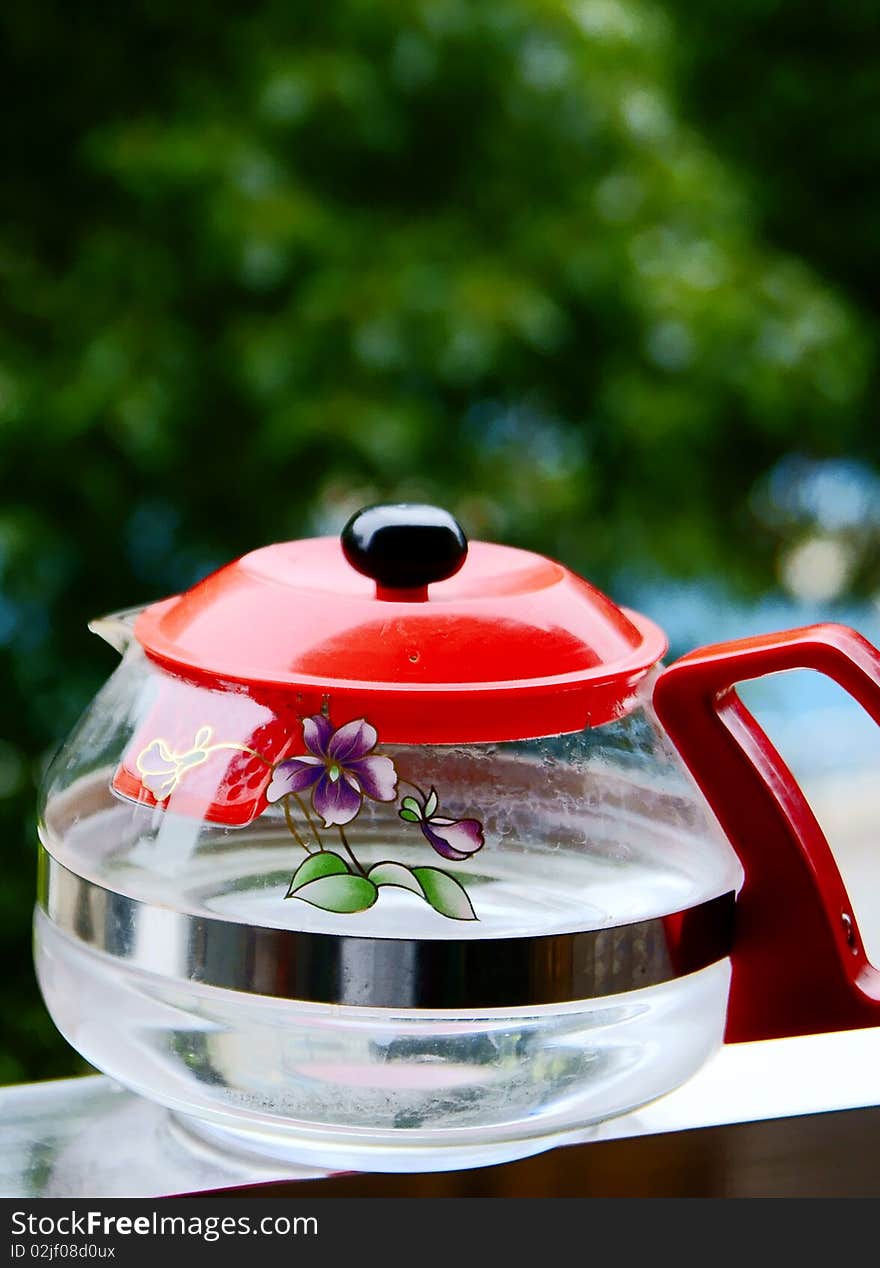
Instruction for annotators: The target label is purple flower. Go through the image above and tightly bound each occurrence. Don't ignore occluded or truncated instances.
[267,715,398,827]
[398,787,485,861]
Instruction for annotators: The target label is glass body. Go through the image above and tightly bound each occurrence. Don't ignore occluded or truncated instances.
[35,639,742,1171]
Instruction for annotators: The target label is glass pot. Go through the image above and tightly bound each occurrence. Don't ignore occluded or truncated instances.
[35,505,880,1172]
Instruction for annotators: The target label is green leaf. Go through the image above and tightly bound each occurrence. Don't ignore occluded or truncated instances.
[369,861,422,894]
[411,867,477,921]
[369,861,478,921]
[400,795,423,819]
[290,873,378,913]
[398,807,421,823]
[286,850,348,898]
[423,787,439,818]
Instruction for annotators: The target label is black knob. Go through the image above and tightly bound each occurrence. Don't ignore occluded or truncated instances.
[341,503,468,594]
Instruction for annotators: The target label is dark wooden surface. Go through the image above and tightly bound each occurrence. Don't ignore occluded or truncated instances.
[222,1107,880,1198]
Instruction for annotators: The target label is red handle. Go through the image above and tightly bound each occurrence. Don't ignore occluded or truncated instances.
[653,623,880,1044]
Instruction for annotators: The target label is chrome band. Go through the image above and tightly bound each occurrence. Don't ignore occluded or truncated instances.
[37,847,734,1010]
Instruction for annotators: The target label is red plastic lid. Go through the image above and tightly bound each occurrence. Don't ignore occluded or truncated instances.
[132,504,666,746]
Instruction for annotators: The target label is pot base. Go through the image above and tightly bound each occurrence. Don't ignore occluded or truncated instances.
[34,908,730,1174]
[170,1110,597,1175]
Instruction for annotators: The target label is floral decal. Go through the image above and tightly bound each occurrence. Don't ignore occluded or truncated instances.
[398,787,485,860]
[136,726,218,800]
[267,717,397,826]
[135,713,485,921]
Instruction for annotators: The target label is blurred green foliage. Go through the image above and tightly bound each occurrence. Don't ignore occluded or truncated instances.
[1,0,878,1081]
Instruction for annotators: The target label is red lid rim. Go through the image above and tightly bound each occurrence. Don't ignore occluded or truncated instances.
[135,605,667,700]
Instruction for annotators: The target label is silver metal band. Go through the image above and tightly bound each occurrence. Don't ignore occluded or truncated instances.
[37,847,734,1010]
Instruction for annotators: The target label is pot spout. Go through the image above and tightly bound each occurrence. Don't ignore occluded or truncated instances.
[88,607,142,656]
